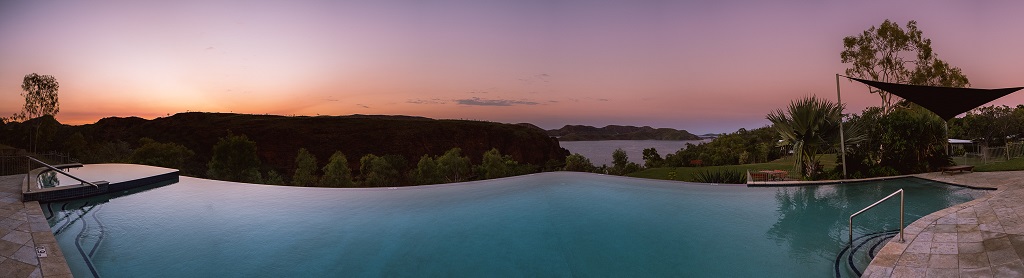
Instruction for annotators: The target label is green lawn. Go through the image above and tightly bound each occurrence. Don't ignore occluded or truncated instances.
[628,155,837,182]
[630,154,1024,182]
[974,157,1024,172]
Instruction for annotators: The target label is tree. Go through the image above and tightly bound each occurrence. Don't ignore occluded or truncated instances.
[129,138,195,170]
[265,170,286,185]
[611,148,628,169]
[642,148,663,168]
[15,73,60,121]
[15,73,60,152]
[359,154,399,187]
[480,148,511,179]
[960,105,1015,148]
[412,154,442,185]
[563,153,596,172]
[436,148,471,183]
[877,107,949,173]
[608,148,640,175]
[841,19,969,114]
[291,148,318,187]
[767,96,854,179]
[320,151,353,187]
[207,133,263,183]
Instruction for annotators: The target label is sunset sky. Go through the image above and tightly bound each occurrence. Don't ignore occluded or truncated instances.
[2,0,1023,133]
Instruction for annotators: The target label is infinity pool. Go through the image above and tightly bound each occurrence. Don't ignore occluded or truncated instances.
[43,165,987,277]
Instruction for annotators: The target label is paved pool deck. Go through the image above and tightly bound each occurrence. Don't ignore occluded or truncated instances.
[0,174,72,278]
[864,170,1024,278]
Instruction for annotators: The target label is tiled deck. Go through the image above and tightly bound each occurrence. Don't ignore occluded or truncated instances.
[864,171,1024,278]
[0,175,72,278]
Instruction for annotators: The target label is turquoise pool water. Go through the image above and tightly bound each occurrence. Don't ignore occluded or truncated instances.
[44,167,986,277]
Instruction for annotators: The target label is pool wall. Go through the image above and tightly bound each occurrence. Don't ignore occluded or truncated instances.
[22,165,179,202]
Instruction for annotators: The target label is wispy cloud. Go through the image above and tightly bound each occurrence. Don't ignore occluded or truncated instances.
[518,73,551,84]
[357,104,369,108]
[407,98,448,105]
[456,97,538,106]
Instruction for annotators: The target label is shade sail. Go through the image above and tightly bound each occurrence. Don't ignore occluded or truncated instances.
[848,77,1024,120]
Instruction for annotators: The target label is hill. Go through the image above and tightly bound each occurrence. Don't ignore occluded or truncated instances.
[1,113,569,177]
[547,125,700,141]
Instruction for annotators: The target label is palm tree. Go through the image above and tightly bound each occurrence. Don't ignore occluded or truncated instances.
[767,96,859,179]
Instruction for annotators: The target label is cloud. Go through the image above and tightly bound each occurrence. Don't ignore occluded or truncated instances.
[518,73,552,84]
[407,98,447,105]
[456,97,538,106]
[357,104,369,108]
[205,46,215,51]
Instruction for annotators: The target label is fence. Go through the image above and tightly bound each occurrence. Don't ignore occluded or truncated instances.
[0,151,78,176]
[951,142,1024,166]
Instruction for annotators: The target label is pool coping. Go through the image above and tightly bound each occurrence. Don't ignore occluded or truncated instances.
[1,174,73,278]
[861,171,1024,277]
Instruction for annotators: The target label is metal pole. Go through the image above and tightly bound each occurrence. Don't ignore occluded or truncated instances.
[899,190,905,242]
[836,74,847,178]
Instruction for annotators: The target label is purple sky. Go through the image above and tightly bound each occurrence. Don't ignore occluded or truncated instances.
[2,0,1023,133]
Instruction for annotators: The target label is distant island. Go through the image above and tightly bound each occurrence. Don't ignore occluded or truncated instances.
[547,125,701,141]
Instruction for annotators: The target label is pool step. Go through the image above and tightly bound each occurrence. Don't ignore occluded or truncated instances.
[834,229,899,278]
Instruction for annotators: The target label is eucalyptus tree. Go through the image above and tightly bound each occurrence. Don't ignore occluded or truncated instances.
[15,73,60,152]
[841,20,969,115]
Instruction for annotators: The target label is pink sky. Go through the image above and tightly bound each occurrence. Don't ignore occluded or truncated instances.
[2,0,1023,133]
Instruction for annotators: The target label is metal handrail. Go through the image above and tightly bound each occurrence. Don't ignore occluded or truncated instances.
[849,189,904,244]
[26,156,99,188]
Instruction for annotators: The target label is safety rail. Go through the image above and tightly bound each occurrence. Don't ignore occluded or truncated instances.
[849,189,904,244]
[26,156,99,190]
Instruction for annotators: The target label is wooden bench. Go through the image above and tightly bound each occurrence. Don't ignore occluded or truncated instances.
[941,165,974,175]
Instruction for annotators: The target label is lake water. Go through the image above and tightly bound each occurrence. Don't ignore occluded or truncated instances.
[559,139,710,166]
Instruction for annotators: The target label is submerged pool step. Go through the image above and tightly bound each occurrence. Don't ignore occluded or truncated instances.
[834,229,899,278]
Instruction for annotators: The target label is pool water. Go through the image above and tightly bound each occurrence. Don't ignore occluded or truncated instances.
[44,168,986,277]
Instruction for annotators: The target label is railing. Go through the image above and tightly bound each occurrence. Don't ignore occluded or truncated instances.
[1,151,77,176]
[26,156,99,190]
[849,189,904,244]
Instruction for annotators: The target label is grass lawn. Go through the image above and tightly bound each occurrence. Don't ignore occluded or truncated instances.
[974,157,1024,172]
[628,155,838,182]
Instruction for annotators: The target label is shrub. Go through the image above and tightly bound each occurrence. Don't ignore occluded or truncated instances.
[693,169,747,184]
[129,138,195,170]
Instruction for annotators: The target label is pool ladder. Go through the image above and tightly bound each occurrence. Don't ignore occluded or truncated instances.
[849,189,905,244]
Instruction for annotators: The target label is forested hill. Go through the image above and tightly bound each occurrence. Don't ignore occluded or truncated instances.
[547,125,701,141]
[2,113,569,175]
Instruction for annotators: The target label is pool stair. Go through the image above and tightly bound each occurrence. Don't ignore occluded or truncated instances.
[834,229,900,277]
[835,188,906,277]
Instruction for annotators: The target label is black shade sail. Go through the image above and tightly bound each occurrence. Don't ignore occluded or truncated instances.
[848,77,1024,121]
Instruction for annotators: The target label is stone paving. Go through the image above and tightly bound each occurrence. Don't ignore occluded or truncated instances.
[0,174,72,278]
[863,171,1024,278]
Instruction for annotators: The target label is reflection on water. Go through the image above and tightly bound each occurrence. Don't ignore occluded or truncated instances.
[38,170,61,188]
[767,179,988,275]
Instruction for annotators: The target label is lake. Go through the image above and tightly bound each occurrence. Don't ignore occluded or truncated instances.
[558,139,710,166]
